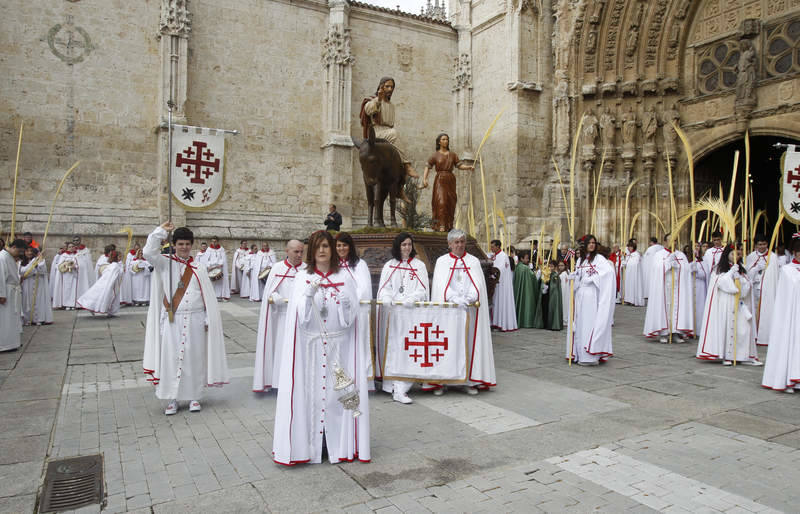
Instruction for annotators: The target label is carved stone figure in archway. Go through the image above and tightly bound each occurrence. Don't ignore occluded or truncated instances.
[736,39,757,107]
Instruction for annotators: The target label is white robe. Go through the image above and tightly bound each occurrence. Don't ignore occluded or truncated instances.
[52,252,81,308]
[143,226,229,400]
[0,250,22,351]
[696,269,759,362]
[49,252,63,298]
[195,250,210,266]
[429,252,496,388]
[78,261,122,315]
[621,251,645,306]
[21,257,53,325]
[642,249,695,338]
[206,246,231,299]
[566,255,615,363]
[252,259,306,392]
[130,258,152,302]
[745,250,779,346]
[339,259,373,387]
[247,250,276,302]
[75,246,94,293]
[239,252,256,298]
[119,251,134,305]
[702,246,725,285]
[489,250,518,332]
[376,257,429,393]
[230,247,249,293]
[761,259,800,391]
[94,254,109,282]
[273,269,370,465]
[690,260,707,337]
[559,271,570,326]
[641,244,663,299]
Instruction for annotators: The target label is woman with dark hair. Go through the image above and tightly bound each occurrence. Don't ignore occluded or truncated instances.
[77,250,123,317]
[696,245,761,366]
[376,232,429,403]
[566,235,615,365]
[20,247,53,325]
[622,240,644,306]
[274,230,370,465]
[420,133,474,232]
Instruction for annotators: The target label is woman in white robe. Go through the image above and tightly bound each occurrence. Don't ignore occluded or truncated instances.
[761,238,800,392]
[0,242,24,352]
[129,249,152,305]
[376,232,429,403]
[696,246,761,365]
[273,230,370,465]
[642,244,695,342]
[119,246,137,306]
[52,244,80,310]
[621,242,644,306]
[77,251,123,316]
[230,241,248,294]
[20,248,53,325]
[566,236,615,365]
[558,261,569,327]
[239,246,257,299]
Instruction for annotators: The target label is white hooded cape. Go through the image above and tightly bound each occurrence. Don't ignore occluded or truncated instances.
[622,250,644,306]
[566,254,615,363]
[696,269,758,362]
[77,261,122,315]
[489,250,518,332]
[643,249,695,338]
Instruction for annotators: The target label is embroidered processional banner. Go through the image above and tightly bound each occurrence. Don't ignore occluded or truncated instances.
[171,127,226,210]
[783,145,800,225]
[382,305,469,383]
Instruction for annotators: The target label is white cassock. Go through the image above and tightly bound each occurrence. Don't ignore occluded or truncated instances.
[142,226,229,401]
[94,254,109,282]
[0,249,22,351]
[206,245,231,300]
[566,255,615,364]
[52,252,80,309]
[641,244,663,299]
[778,251,791,267]
[376,257,429,394]
[702,246,725,286]
[252,259,306,392]
[273,269,370,465]
[696,269,759,363]
[339,258,373,387]
[21,257,53,325]
[247,250,276,302]
[761,258,800,391]
[621,250,645,306]
[745,250,779,346]
[195,249,209,266]
[78,261,123,315]
[75,245,94,292]
[119,251,134,305]
[690,259,708,337]
[489,250,518,332]
[239,252,256,298]
[559,271,570,326]
[642,249,694,338]
[50,251,64,298]
[230,247,248,293]
[130,258,152,303]
[427,252,496,389]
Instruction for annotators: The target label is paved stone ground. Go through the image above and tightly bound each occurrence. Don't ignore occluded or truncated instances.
[1,298,799,513]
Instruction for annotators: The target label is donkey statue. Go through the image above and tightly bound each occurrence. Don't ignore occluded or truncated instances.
[353,127,406,227]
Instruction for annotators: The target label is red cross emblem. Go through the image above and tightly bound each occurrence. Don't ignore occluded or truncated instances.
[404,323,448,368]
[788,164,800,196]
[176,141,220,185]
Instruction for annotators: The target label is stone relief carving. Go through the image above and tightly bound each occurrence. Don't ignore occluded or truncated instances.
[453,53,471,91]
[47,16,95,65]
[397,44,413,71]
[645,0,669,67]
[604,0,625,71]
[581,108,599,171]
[553,71,570,156]
[641,105,657,173]
[599,107,616,172]
[735,37,757,119]
[590,0,605,24]
[667,21,682,60]
[321,25,354,66]
[675,0,691,20]
[621,106,637,173]
[159,0,192,37]
[662,104,679,166]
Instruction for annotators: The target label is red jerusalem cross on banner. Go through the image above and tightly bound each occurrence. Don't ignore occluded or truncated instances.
[171,128,226,210]
[782,145,800,225]
[383,304,468,382]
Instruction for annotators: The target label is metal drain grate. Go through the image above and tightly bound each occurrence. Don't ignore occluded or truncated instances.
[39,454,104,512]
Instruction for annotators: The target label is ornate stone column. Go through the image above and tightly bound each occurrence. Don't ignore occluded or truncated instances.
[158,0,191,224]
[321,0,355,225]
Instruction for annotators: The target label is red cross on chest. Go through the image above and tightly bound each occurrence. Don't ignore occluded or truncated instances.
[404,322,448,368]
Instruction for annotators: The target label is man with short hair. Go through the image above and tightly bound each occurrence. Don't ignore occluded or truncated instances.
[641,236,664,300]
[143,221,229,415]
[253,239,306,392]
[95,244,116,281]
[22,232,39,249]
[246,242,276,302]
[362,77,419,179]
[702,231,725,285]
[0,239,26,352]
[643,235,694,343]
[230,240,249,294]
[205,237,230,301]
[746,234,779,345]
[72,236,94,292]
[489,239,518,332]
[324,204,342,232]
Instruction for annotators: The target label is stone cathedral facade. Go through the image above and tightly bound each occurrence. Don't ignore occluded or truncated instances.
[1,0,799,253]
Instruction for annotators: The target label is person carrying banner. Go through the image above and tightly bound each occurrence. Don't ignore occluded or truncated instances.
[376,232,429,404]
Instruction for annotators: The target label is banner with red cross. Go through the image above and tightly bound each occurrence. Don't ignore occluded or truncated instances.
[171,127,226,210]
[382,305,469,383]
[783,145,800,225]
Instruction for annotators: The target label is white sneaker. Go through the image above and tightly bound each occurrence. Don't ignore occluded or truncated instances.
[165,400,178,415]
[722,360,733,366]
[432,387,445,396]
[659,337,668,344]
[743,360,764,367]
[189,400,202,412]
[465,387,479,395]
[784,388,795,394]
[577,361,599,366]
[392,392,413,404]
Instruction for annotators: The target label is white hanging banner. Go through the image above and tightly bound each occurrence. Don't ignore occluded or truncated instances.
[382,304,469,383]
[171,127,226,210]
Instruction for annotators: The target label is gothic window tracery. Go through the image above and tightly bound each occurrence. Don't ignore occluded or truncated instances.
[696,41,740,95]
[765,19,800,78]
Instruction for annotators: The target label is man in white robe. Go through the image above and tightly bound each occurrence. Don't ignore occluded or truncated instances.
[761,237,800,392]
[50,245,66,299]
[745,234,779,346]
[78,251,123,316]
[489,240,518,332]
[143,222,229,415]
[702,231,725,285]
[253,240,306,392]
[0,240,25,352]
[230,240,248,294]
[20,248,53,325]
[72,236,94,293]
[621,242,644,306]
[94,245,113,282]
[247,243,276,302]
[52,243,81,310]
[239,245,257,299]
[206,237,231,300]
[195,242,209,265]
[643,237,695,342]
[120,244,137,306]
[641,237,663,300]
[425,229,496,395]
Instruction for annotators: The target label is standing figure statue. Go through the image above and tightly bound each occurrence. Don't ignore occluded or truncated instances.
[736,39,757,104]
[420,133,474,232]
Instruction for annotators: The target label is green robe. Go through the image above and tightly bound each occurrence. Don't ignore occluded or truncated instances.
[513,264,537,328]
[546,273,563,331]
[531,272,544,329]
